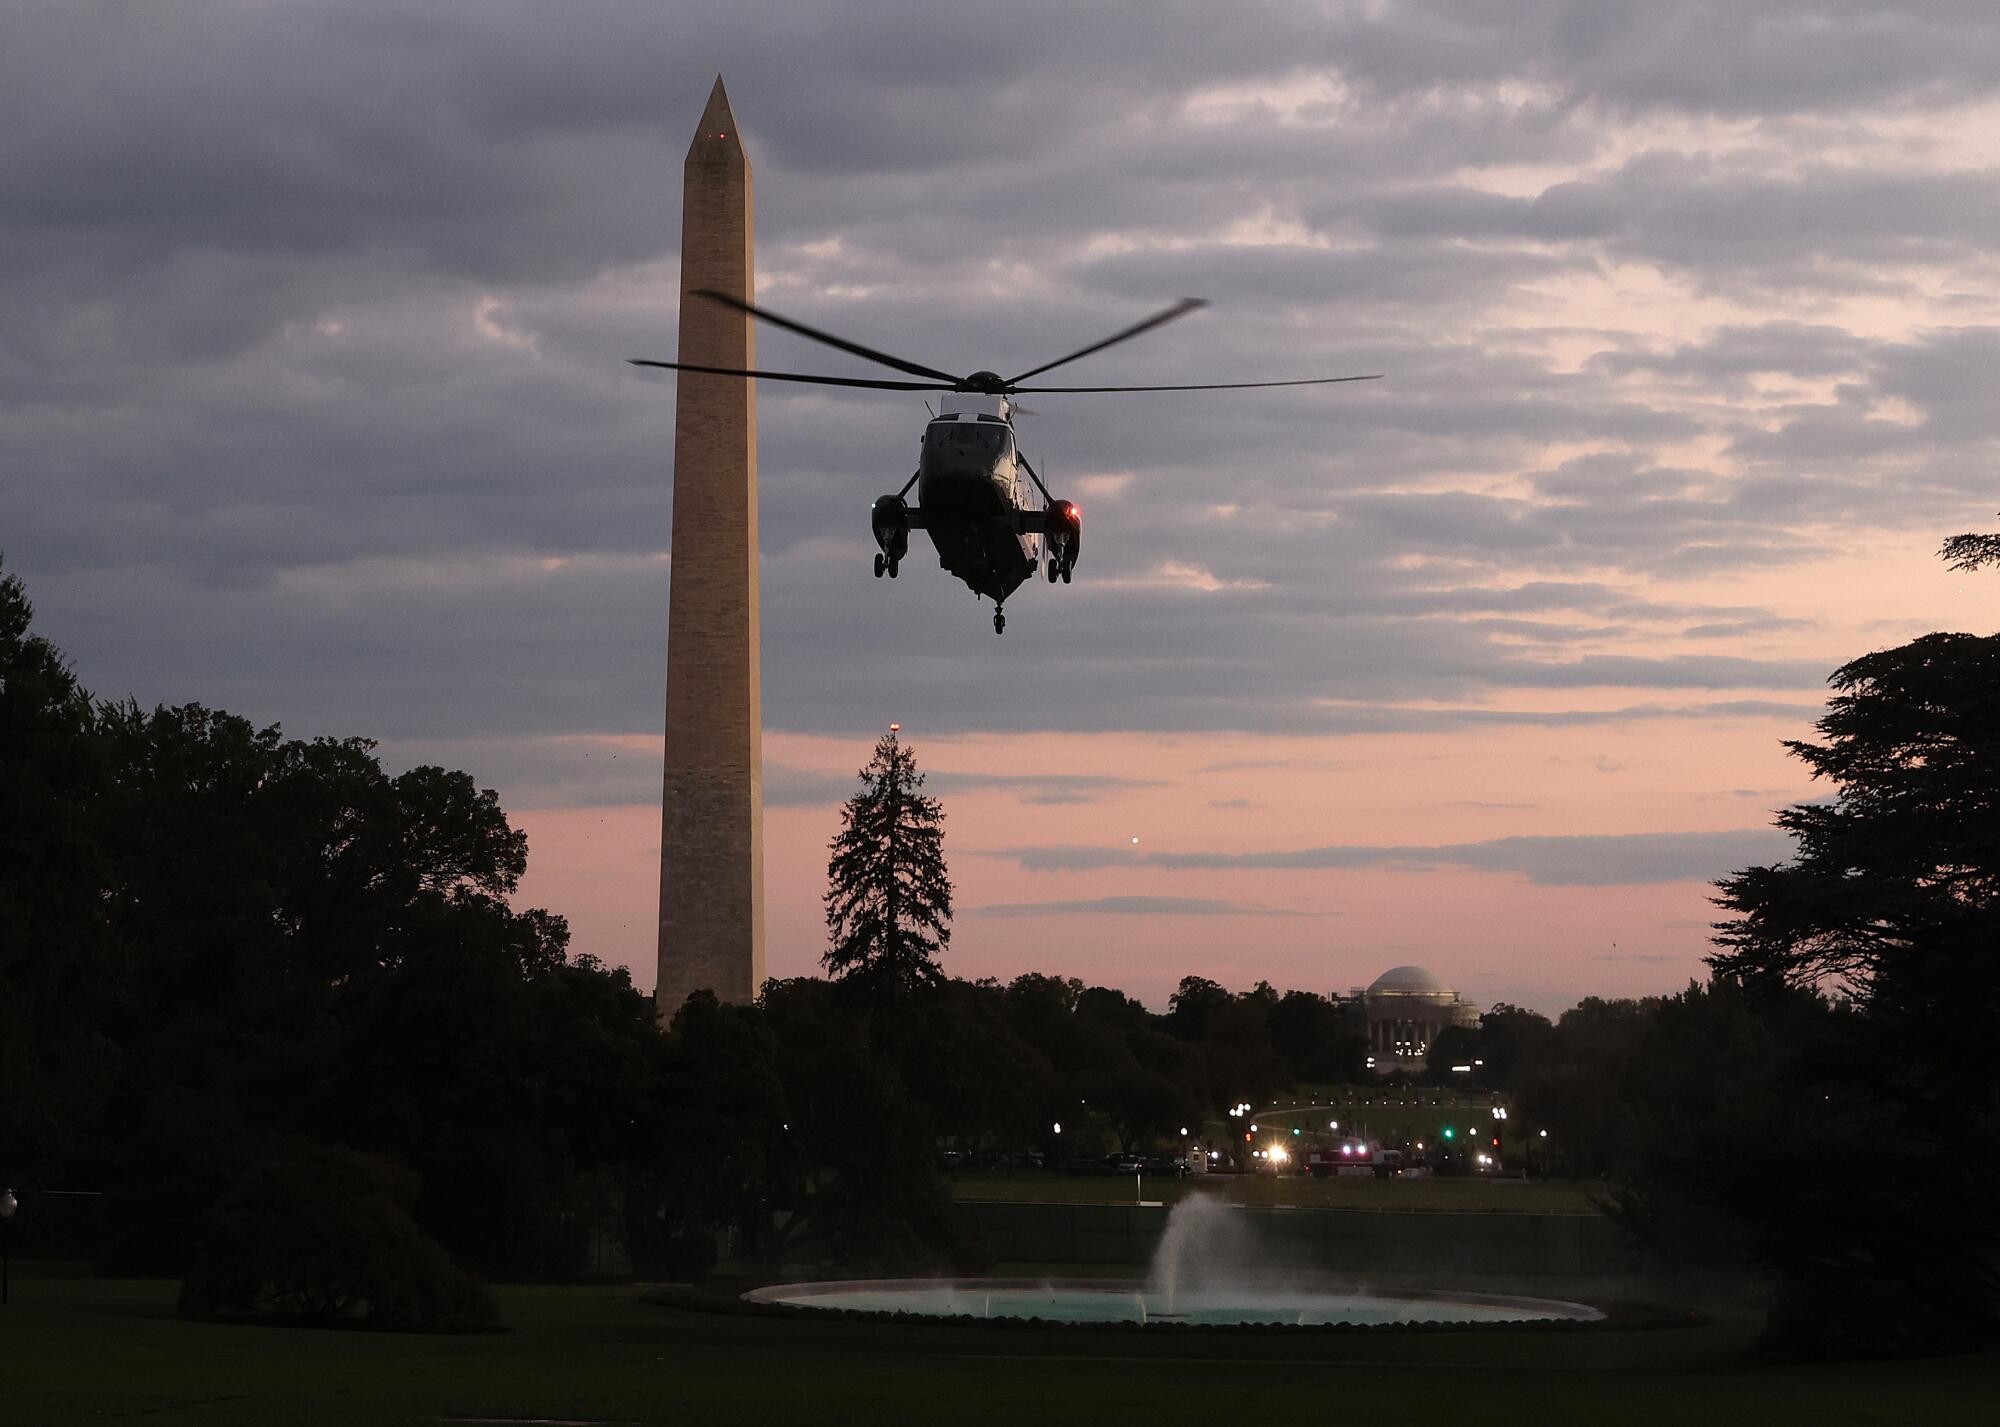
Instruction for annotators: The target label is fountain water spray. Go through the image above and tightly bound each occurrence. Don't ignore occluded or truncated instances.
[1146,1194,1285,1316]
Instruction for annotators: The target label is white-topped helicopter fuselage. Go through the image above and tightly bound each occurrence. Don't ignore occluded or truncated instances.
[869,392,1080,626]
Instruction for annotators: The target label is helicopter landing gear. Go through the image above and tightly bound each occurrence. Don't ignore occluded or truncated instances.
[993,607,1006,635]
[874,553,885,578]
[873,554,900,579]
[1061,564,1071,584]
[1047,556,1059,583]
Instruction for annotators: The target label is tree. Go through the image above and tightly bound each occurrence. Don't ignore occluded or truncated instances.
[626,990,787,1280]
[823,729,952,996]
[1515,997,1656,1177]
[1165,976,1229,1041]
[1708,624,2000,1355]
[1472,1002,1556,1089]
[1940,514,2000,572]
[758,977,978,1274]
[1605,978,1840,1299]
[0,561,118,1188]
[179,1141,497,1332]
[1268,989,1366,1083]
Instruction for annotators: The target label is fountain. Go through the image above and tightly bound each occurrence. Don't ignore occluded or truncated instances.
[1146,1192,1270,1315]
[744,1195,1602,1327]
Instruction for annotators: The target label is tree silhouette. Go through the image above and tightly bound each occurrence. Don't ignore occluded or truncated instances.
[1940,513,2000,572]
[823,729,952,996]
[1703,534,2000,1356]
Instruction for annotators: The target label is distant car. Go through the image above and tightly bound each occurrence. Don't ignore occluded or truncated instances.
[1140,1155,1188,1178]
[1065,1154,1112,1176]
[1106,1154,1146,1176]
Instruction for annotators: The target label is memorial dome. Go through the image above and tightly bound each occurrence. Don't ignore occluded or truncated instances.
[1366,964,1453,997]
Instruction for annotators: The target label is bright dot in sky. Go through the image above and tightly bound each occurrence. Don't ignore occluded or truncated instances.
[1130,836,1140,844]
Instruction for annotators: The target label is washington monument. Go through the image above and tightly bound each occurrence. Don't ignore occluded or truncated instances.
[656,76,764,1019]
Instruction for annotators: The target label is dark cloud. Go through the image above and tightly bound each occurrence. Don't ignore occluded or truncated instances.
[968,895,1309,918]
[988,827,1795,885]
[765,764,865,809]
[1350,158,2000,290]
[764,765,1159,809]
[930,772,1162,805]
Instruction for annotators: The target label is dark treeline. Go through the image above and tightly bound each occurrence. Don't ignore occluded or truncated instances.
[6,547,1997,1354]
[0,558,1622,1287]
[0,563,1371,1286]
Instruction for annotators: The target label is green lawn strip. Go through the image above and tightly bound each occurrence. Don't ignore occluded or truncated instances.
[1,1265,1994,1426]
[950,1172,1604,1213]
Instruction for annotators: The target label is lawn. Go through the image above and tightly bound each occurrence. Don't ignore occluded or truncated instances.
[1,1262,1995,1426]
[951,1169,1607,1213]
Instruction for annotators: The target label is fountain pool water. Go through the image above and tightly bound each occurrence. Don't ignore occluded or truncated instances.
[743,1196,1602,1327]
[742,1277,1601,1326]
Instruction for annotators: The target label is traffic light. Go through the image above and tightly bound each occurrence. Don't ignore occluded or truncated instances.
[1292,1126,1301,1136]
[1442,1126,1455,1140]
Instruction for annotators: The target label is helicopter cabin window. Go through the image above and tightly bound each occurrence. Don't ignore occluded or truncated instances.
[924,421,1013,464]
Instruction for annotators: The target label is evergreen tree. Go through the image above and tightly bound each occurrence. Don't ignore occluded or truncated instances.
[823,729,951,996]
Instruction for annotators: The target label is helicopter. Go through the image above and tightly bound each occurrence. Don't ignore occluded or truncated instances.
[632,292,1377,634]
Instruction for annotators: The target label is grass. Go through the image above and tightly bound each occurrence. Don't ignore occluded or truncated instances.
[1,1262,1995,1425]
[951,1170,1607,1213]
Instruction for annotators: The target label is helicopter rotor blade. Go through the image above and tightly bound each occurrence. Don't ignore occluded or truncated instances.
[689,289,963,385]
[1002,298,1208,386]
[627,358,953,392]
[1011,373,1383,393]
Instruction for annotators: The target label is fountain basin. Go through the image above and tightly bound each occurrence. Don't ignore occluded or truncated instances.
[743,1277,1603,1327]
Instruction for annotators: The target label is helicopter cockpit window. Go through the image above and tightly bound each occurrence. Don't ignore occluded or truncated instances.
[925,421,1013,465]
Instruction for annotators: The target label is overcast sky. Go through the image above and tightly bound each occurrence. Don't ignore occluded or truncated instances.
[8,1,1999,1012]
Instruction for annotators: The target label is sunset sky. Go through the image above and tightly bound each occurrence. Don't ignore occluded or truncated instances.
[8,2,1999,1013]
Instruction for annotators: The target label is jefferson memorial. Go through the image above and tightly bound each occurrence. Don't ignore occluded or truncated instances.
[1360,965,1480,1073]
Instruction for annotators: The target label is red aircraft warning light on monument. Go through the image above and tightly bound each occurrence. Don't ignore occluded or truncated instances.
[633,283,1380,634]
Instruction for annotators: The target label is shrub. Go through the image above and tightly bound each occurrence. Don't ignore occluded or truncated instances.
[179,1142,498,1332]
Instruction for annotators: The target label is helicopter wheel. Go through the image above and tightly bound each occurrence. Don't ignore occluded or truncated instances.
[993,608,1006,635]
[1061,564,1072,584]
[1046,557,1058,583]
[888,557,900,578]
[873,553,885,578]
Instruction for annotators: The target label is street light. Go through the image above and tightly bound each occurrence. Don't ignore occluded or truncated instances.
[1,1188,16,1306]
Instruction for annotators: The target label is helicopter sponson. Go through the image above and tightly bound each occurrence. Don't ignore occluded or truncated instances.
[1041,499,1081,583]
[870,493,913,574]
